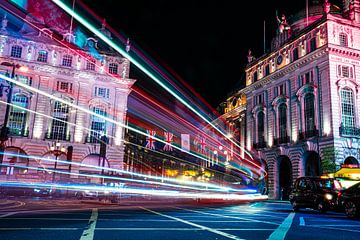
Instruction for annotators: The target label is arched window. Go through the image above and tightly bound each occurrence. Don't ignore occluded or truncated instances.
[10,45,22,58]
[340,88,355,131]
[8,94,28,136]
[304,93,316,137]
[109,63,118,75]
[339,33,348,47]
[278,103,287,143]
[48,101,69,140]
[257,111,265,144]
[88,106,107,143]
[62,55,73,67]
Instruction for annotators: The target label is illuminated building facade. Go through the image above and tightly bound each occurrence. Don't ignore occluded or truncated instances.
[222,0,360,199]
[0,10,135,182]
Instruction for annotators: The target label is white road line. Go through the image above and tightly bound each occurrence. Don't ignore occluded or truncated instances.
[141,207,246,240]
[310,224,360,227]
[299,217,305,226]
[0,212,17,218]
[267,212,295,240]
[175,207,280,226]
[79,208,98,240]
[0,228,79,230]
[95,228,275,231]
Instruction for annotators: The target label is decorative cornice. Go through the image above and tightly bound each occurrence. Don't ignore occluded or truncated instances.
[243,47,327,95]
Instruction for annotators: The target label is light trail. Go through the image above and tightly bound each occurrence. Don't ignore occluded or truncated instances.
[0,181,266,201]
[1,163,257,193]
[1,2,266,179]
[0,151,247,192]
[0,99,256,180]
[0,74,254,178]
[51,0,256,165]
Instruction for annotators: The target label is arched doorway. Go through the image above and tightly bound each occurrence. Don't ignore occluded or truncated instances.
[279,156,292,200]
[305,151,320,176]
[344,156,359,165]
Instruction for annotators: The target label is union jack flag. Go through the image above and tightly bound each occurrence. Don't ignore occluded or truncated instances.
[145,130,156,150]
[163,132,174,151]
[194,135,207,153]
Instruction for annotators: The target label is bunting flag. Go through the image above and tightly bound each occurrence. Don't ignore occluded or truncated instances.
[163,132,174,151]
[181,134,190,152]
[145,130,156,150]
[194,135,207,153]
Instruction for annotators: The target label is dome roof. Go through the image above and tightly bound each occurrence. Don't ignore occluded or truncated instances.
[288,4,342,33]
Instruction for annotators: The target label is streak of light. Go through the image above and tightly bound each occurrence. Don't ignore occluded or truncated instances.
[0,163,258,193]
[0,181,266,200]
[0,151,247,192]
[51,0,256,165]
[0,74,255,178]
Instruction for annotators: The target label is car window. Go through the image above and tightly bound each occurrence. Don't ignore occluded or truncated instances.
[314,179,335,190]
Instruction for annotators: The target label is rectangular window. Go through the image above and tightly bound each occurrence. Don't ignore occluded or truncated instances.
[301,71,313,85]
[37,51,48,63]
[62,55,72,67]
[94,87,110,98]
[109,63,118,74]
[274,83,286,97]
[10,46,22,58]
[56,81,73,93]
[265,65,270,76]
[292,48,299,61]
[337,65,354,79]
[253,71,258,82]
[86,60,95,71]
[309,38,317,52]
[254,93,264,105]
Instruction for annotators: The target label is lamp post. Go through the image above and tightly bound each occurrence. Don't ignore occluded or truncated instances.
[50,141,66,182]
[0,62,28,174]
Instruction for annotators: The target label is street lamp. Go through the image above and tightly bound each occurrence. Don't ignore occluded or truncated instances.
[50,141,66,182]
[0,62,28,174]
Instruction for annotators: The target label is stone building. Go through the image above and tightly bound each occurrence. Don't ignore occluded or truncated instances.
[0,8,135,182]
[221,0,360,199]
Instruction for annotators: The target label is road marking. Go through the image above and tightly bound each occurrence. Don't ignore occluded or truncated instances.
[79,208,98,240]
[95,228,275,231]
[299,217,305,226]
[141,207,246,240]
[0,212,17,218]
[267,212,295,240]
[0,228,79,230]
[175,207,280,226]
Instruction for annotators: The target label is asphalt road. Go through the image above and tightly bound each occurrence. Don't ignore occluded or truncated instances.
[0,198,360,240]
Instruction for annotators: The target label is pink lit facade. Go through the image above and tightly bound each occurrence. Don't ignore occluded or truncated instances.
[222,0,360,199]
[0,15,135,182]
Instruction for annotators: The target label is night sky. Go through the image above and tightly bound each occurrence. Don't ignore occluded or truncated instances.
[81,0,342,108]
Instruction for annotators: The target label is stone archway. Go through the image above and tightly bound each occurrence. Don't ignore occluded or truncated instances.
[344,156,359,165]
[304,151,320,176]
[278,156,292,200]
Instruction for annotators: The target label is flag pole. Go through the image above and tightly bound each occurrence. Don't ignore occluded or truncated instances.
[306,0,309,26]
[263,20,266,54]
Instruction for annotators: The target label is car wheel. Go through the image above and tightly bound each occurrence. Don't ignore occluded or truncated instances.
[317,202,327,213]
[344,201,360,219]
